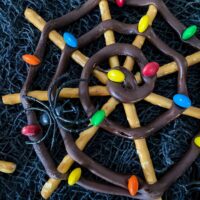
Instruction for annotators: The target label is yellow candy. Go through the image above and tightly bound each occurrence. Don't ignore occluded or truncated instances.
[138,15,150,33]
[107,69,125,83]
[68,168,82,186]
[194,136,200,148]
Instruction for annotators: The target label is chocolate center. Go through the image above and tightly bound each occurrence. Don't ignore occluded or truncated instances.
[107,66,156,103]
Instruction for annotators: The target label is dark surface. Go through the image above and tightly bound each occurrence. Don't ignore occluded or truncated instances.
[0,0,200,199]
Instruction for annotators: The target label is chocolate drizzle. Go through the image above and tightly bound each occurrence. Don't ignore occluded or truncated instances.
[19,0,200,199]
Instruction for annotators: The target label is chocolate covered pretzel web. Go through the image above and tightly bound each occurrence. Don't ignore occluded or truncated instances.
[2,0,200,199]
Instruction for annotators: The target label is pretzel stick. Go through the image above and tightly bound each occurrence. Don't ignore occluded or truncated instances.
[99,2,160,198]
[145,93,200,119]
[0,160,16,174]
[3,87,200,119]
[99,0,120,67]
[2,86,109,105]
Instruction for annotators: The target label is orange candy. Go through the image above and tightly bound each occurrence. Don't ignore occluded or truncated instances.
[128,175,139,196]
[22,54,41,66]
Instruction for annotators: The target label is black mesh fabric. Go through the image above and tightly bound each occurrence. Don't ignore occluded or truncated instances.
[0,0,200,200]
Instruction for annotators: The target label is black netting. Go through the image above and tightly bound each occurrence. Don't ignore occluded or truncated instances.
[0,0,200,200]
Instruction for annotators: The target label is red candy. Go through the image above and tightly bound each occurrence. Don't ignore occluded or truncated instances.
[115,0,125,7]
[142,62,160,77]
[21,125,41,136]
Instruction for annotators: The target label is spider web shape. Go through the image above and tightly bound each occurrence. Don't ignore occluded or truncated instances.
[1,1,200,200]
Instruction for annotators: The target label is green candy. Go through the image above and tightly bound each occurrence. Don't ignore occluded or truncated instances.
[91,110,106,126]
[182,25,198,41]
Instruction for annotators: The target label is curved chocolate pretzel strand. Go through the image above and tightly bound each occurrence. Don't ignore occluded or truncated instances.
[99,0,120,67]
[109,0,200,49]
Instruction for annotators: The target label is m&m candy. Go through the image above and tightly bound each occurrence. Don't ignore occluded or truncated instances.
[22,54,41,66]
[115,0,125,7]
[128,175,139,196]
[107,69,125,83]
[91,110,106,126]
[142,62,159,77]
[63,32,78,48]
[173,94,191,109]
[194,136,200,148]
[68,168,82,186]
[21,125,41,136]
[138,15,150,33]
[182,25,198,41]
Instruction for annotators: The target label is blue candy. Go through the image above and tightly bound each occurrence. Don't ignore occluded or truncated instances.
[63,32,78,48]
[173,94,191,108]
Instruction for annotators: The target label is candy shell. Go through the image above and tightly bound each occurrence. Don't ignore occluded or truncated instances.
[138,15,149,33]
[21,125,41,136]
[68,168,82,186]
[107,69,125,83]
[194,136,200,148]
[182,25,198,41]
[63,32,78,48]
[22,54,41,66]
[91,110,106,126]
[128,175,139,196]
[173,94,191,109]
[142,62,159,77]
[115,0,125,7]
